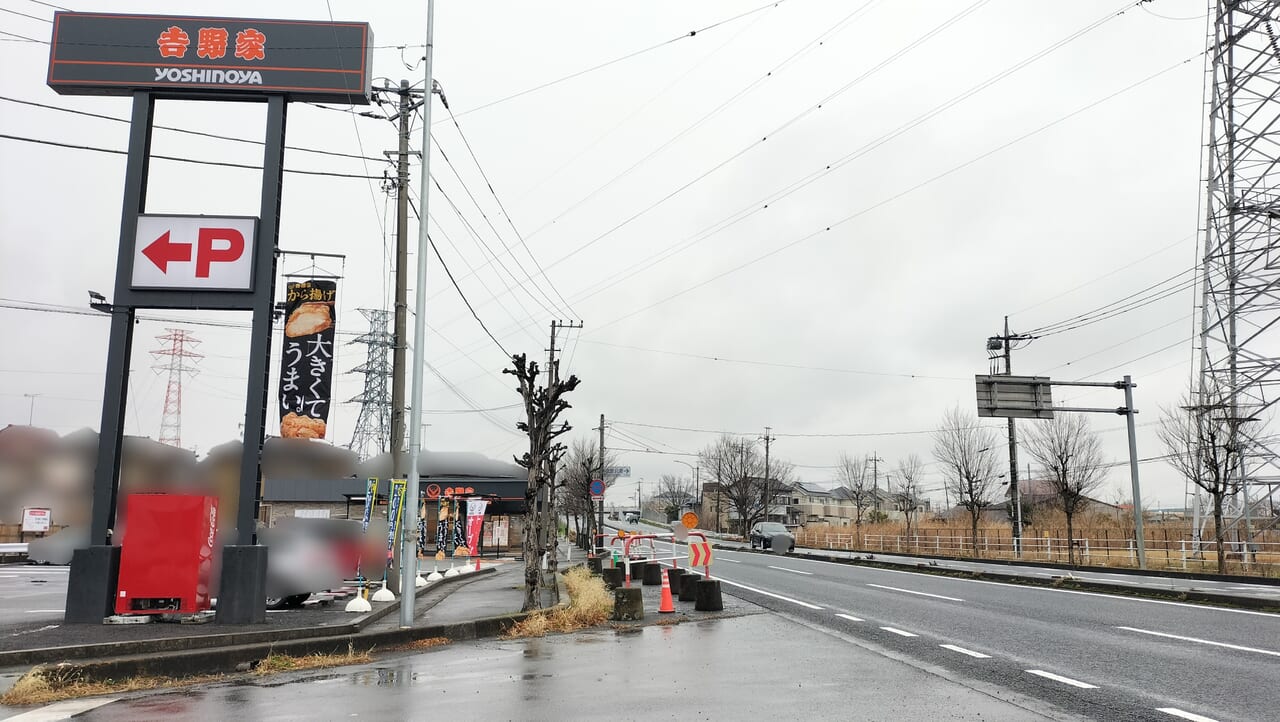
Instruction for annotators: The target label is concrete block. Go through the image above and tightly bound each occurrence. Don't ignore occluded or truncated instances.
[666,568,687,597]
[642,562,663,586]
[586,557,603,575]
[601,567,624,590]
[678,572,699,602]
[694,579,723,612]
[612,586,644,621]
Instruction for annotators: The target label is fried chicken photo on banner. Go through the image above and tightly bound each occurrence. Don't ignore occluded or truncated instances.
[284,301,332,338]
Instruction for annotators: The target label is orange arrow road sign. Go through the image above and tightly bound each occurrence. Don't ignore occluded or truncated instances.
[688,541,713,567]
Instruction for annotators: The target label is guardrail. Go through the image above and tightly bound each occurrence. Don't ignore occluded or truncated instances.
[795,531,1280,575]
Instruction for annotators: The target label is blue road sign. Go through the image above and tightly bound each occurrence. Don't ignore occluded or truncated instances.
[590,479,605,499]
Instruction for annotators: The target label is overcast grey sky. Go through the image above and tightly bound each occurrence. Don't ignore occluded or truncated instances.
[1,1,1213,509]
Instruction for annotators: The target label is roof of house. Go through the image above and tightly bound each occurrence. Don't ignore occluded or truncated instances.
[791,481,831,497]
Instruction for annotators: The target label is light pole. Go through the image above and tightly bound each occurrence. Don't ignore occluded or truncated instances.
[23,394,39,425]
[675,460,699,523]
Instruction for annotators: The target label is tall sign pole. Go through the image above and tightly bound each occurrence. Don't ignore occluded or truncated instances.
[401,0,435,627]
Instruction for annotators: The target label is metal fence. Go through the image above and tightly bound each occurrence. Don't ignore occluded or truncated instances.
[794,530,1280,576]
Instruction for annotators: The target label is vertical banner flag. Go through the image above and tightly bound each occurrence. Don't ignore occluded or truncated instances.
[435,497,451,555]
[464,498,488,556]
[278,279,337,439]
[384,479,407,571]
[451,502,466,556]
[360,477,378,531]
[416,497,428,558]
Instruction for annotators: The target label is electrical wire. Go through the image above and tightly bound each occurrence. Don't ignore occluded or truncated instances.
[429,130,569,319]
[0,133,385,179]
[442,0,796,121]
[406,197,512,359]
[577,339,969,381]
[441,101,577,318]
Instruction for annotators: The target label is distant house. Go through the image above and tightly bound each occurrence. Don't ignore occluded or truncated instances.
[982,478,1120,523]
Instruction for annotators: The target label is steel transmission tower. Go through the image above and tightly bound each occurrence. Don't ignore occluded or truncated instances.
[151,328,202,448]
[1198,3,1280,530]
[347,308,394,459]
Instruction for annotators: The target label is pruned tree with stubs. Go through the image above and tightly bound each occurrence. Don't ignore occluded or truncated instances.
[505,352,579,611]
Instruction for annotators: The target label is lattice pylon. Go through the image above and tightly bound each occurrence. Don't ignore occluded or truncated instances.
[151,328,202,448]
[347,308,393,460]
[1197,3,1280,529]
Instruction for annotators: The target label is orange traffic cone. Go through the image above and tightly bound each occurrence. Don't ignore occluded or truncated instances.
[658,568,675,614]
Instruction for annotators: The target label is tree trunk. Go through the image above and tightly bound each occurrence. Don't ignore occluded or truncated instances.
[1066,512,1075,567]
[1213,493,1226,575]
[522,503,540,611]
[970,510,981,558]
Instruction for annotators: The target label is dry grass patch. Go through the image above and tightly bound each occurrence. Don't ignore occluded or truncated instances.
[254,645,372,675]
[503,567,614,639]
[0,665,221,707]
[390,636,452,652]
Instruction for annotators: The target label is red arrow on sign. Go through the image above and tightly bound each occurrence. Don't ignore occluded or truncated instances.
[141,231,192,272]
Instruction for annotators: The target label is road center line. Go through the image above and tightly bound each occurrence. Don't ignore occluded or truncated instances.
[767,565,813,575]
[715,558,741,563]
[716,576,824,609]
[880,626,918,637]
[1156,708,1219,722]
[1025,670,1097,689]
[940,644,990,658]
[1115,626,1280,658]
[835,613,863,622]
[866,583,963,602]
[780,555,1280,618]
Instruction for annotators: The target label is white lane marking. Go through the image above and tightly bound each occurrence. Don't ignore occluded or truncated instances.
[23,609,63,614]
[1025,670,1097,689]
[1115,626,1280,658]
[880,626,918,637]
[783,555,1280,618]
[1156,708,1219,722]
[2,697,119,720]
[835,613,863,622]
[940,644,990,658]
[767,565,813,576]
[716,576,824,609]
[866,583,963,602]
[716,558,741,563]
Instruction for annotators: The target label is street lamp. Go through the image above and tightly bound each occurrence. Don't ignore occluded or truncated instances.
[23,393,40,425]
[675,459,700,523]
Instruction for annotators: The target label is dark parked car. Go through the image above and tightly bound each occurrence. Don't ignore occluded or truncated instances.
[749,522,795,551]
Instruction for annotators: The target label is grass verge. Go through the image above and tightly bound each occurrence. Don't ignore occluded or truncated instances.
[253,645,372,675]
[503,566,614,639]
[0,666,222,707]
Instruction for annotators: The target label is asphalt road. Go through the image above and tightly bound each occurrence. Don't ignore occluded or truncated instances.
[12,615,1083,721]
[654,537,1279,722]
[625,519,1280,602]
[0,565,67,630]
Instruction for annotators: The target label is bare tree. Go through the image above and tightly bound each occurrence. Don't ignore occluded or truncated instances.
[506,352,579,611]
[893,453,925,541]
[835,453,875,535]
[557,438,618,545]
[698,435,762,534]
[654,473,699,521]
[932,406,1001,556]
[1157,389,1245,574]
[1023,415,1106,566]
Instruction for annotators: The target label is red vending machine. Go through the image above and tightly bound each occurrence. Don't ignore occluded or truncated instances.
[115,493,219,615]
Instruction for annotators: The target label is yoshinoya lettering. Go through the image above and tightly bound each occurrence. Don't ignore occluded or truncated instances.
[153,67,264,85]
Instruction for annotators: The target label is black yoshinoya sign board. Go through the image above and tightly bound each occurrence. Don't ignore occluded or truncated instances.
[278,280,338,440]
[47,12,372,104]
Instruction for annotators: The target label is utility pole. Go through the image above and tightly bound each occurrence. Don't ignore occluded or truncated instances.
[597,413,605,549]
[988,316,1032,556]
[389,80,411,480]
[761,427,774,524]
[870,453,884,513]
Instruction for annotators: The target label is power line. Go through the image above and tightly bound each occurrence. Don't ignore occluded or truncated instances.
[442,0,795,121]
[1,6,49,23]
[585,51,1201,336]
[577,339,969,381]
[0,95,390,163]
[407,197,511,359]
[440,100,577,318]
[0,133,385,179]
[428,130,568,319]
